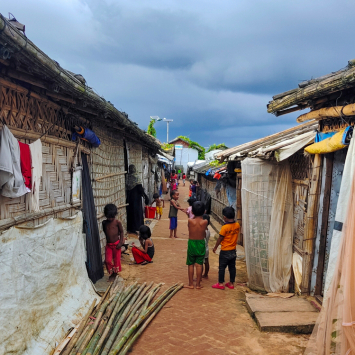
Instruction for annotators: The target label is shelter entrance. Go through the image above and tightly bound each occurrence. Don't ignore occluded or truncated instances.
[312,149,347,297]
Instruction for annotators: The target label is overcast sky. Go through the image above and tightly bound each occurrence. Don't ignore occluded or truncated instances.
[4,1,355,148]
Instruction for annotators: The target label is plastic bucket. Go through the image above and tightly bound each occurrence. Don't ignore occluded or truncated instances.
[145,206,156,219]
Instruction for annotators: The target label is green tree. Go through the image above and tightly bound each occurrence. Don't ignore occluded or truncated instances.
[147,119,157,137]
[206,143,228,153]
[177,136,205,160]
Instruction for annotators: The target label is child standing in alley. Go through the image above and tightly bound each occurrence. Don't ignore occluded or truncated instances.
[185,198,196,219]
[169,191,185,238]
[202,214,211,279]
[184,201,208,289]
[102,204,124,282]
[152,192,164,220]
[183,173,186,186]
[212,207,240,290]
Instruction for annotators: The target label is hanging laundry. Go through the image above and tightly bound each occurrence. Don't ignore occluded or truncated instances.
[0,125,27,198]
[226,184,237,211]
[18,142,32,192]
[72,126,101,147]
[29,139,42,212]
[215,180,222,194]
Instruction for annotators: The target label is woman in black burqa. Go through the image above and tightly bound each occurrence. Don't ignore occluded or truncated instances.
[126,164,149,234]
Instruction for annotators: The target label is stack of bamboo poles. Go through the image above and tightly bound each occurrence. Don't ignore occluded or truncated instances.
[55,281,183,355]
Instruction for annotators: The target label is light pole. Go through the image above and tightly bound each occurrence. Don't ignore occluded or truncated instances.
[150,116,173,143]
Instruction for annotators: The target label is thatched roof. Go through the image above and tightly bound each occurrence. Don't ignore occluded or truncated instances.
[267,59,355,116]
[0,14,160,151]
[217,120,318,162]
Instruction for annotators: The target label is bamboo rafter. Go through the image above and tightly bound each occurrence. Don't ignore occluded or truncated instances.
[93,172,127,182]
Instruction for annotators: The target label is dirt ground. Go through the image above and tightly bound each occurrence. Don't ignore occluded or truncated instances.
[118,184,310,355]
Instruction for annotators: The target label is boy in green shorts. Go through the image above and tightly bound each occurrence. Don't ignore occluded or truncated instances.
[184,201,208,290]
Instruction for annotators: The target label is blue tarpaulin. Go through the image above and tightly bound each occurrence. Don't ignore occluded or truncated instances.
[72,127,101,147]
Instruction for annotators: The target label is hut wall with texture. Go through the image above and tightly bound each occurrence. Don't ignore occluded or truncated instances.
[199,176,229,224]
[0,77,88,230]
[90,126,127,259]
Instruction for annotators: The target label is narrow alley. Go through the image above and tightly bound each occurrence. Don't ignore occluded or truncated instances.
[119,184,309,355]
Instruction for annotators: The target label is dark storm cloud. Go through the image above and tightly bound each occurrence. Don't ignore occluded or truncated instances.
[3,0,354,147]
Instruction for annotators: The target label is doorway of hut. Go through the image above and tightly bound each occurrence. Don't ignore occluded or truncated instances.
[311,149,347,301]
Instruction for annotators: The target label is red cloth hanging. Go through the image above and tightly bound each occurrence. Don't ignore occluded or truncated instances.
[18,142,32,191]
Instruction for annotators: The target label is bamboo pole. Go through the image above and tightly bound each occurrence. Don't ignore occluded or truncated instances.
[92,289,127,355]
[54,322,81,355]
[93,172,127,182]
[100,285,140,355]
[119,284,184,355]
[297,103,355,123]
[109,284,180,355]
[267,67,355,114]
[61,299,97,355]
[118,283,154,336]
[301,154,322,294]
[0,202,82,231]
[109,283,147,351]
[76,300,110,355]
[0,123,90,154]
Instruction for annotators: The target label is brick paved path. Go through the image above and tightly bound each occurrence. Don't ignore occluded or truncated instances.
[122,184,309,355]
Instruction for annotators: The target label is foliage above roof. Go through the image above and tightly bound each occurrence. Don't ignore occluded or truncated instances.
[147,119,156,137]
[206,143,228,153]
[161,143,174,150]
[176,136,205,159]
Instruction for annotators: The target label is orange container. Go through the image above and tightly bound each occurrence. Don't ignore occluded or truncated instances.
[145,206,156,219]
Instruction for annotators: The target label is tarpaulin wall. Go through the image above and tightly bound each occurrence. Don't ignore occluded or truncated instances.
[0,212,97,355]
[241,158,293,292]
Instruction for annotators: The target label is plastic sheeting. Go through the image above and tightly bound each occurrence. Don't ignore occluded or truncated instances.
[305,158,355,355]
[324,138,355,298]
[0,212,98,355]
[241,158,293,293]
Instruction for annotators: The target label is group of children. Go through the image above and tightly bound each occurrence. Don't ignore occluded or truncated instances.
[102,177,239,290]
[102,204,155,282]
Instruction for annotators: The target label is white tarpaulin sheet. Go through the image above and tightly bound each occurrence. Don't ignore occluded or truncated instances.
[324,138,355,298]
[0,212,98,355]
[241,158,293,292]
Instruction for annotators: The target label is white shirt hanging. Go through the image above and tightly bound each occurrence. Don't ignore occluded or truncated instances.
[0,125,27,198]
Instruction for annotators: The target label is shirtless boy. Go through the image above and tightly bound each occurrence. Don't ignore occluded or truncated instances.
[102,204,124,282]
[185,201,208,289]
[152,193,164,220]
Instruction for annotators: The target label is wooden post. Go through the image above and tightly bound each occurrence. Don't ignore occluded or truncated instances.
[301,154,322,294]
[314,153,334,295]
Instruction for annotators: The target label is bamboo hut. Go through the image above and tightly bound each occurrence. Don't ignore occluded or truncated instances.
[0,13,161,354]
[216,121,319,294]
[267,58,355,301]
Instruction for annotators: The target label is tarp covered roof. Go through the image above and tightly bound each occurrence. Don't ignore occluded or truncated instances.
[217,120,318,162]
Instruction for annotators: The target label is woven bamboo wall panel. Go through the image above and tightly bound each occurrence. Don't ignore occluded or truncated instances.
[0,81,90,141]
[142,150,150,198]
[127,141,142,181]
[200,177,228,223]
[91,127,127,258]
[0,139,77,226]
